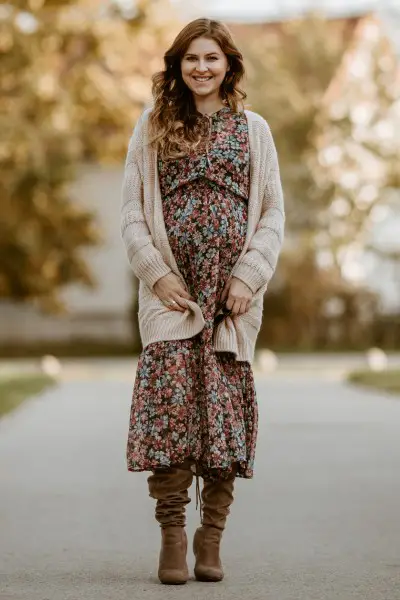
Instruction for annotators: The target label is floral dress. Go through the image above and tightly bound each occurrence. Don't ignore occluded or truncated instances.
[127,107,258,480]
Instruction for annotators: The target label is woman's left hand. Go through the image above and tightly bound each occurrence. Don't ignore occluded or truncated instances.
[219,276,253,316]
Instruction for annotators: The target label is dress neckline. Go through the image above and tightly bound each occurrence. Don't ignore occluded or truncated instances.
[195,106,232,119]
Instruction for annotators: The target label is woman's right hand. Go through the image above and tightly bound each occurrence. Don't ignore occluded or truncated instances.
[153,272,194,313]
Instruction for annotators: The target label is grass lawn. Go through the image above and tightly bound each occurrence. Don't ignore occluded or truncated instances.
[0,374,56,418]
[347,369,400,395]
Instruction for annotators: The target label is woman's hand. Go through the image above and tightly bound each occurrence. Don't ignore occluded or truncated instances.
[153,272,194,313]
[219,277,253,316]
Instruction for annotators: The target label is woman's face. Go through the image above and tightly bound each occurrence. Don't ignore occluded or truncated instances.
[181,36,229,100]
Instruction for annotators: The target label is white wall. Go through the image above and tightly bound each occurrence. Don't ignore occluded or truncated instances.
[0,164,134,346]
[62,164,133,313]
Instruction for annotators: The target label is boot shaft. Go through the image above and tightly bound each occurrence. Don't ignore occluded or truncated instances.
[201,472,236,531]
[147,466,193,528]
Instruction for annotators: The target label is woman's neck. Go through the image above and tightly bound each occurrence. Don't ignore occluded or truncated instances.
[194,94,225,116]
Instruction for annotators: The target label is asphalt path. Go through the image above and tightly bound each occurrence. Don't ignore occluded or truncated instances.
[1,372,400,600]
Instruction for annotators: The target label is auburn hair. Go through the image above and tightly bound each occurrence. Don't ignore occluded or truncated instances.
[148,18,247,160]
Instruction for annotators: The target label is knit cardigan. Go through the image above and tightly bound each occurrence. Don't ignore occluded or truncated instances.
[120,108,285,363]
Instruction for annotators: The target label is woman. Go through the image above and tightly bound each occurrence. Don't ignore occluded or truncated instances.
[121,18,284,585]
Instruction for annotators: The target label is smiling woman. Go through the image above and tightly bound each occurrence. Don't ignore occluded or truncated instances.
[121,17,285,586]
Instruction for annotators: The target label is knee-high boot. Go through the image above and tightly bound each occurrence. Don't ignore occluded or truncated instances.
[147,465,193,585]
[193,467,236,582]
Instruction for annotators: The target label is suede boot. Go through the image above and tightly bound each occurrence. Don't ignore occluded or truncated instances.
[193,467,236,582]
[147,465,193,585]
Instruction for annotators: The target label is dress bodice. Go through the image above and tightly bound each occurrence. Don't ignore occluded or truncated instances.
[158,107,250,200]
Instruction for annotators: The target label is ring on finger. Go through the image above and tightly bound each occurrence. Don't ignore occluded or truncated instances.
[163,299,177,308]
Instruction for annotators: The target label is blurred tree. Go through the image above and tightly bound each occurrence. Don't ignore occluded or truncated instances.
[0,0,178,311]
[1,1,96,310]
[236,14,400,348]
[312,20,400,273]
[240,15,350,234]
[258,250,379,350]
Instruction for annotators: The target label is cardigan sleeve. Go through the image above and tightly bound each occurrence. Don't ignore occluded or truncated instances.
[231,122,285,294]
[120,113,172,289]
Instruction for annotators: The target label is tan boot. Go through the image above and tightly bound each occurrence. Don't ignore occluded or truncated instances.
[158,527,189,585]
[193,468,236,582]
[148,465,193,585]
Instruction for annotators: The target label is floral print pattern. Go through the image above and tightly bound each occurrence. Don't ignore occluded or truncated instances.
[127,107,258,480]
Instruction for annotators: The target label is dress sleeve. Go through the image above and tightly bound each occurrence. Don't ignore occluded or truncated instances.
[120,113,172,289]
[231,121,285,295]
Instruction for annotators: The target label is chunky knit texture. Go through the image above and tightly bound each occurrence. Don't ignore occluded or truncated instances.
[120,108,285,363]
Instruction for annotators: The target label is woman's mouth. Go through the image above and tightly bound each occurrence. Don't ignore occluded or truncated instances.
[192,76,213,83]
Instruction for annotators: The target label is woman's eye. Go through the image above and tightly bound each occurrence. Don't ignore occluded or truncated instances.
[185,56,218,62]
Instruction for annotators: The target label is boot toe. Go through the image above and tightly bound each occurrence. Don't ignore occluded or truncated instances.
[158,568,189,585]
[194,565,224,582]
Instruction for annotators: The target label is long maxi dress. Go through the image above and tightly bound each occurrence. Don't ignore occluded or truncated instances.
[127,106,258,481]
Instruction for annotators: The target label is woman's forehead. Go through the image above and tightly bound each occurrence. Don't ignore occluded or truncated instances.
[185,37,222,55]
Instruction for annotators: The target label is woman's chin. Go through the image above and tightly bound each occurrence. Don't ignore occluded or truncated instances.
[191,87,219,97]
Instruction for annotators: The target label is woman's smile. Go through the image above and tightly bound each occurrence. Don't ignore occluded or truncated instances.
[192,75,213,82]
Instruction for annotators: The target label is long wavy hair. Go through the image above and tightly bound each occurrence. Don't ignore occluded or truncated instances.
[149,18,247,160]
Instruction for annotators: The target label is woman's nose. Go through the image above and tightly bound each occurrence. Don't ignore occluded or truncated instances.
[197,61,208,72]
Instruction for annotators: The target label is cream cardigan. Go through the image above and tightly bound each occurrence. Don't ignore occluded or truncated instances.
[121,108,285,363]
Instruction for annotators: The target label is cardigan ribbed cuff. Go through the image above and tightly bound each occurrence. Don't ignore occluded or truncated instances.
[231,260,270,295]
[133,253,172,290]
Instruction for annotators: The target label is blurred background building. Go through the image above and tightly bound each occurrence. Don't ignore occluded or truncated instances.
[1,0,399,355]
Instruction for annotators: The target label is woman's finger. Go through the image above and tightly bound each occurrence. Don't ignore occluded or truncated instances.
[178,288,195,301]
[160,295,183,312]
[231,298,242,316]
[169,295,188,312]
[225,295,234,312]
[176,277,193,297]
[220,280,230,304]
[179,278,189,292]
[175,295,189,311]
[239,299,248,315]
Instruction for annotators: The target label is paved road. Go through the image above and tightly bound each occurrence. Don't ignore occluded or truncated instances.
[1,352,400,382]
[1,373,400,600]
